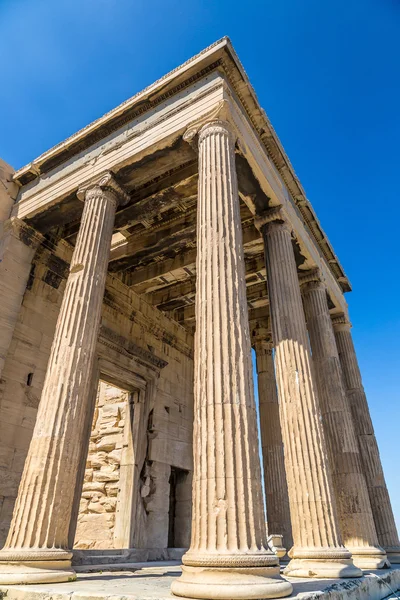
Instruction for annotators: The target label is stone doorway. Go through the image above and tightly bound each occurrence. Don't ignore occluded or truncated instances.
[168,467,191,550]
[74,381,134,550]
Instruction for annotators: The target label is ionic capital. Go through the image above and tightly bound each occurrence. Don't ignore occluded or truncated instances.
[254,206,289,234]
[183,99,235,148]
[299,268,324,291]
[331,313,352,332]
[198,119,236,144]
[77,172,130,207]
[251,326,273,354]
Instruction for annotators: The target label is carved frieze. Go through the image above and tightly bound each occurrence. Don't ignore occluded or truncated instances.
[99,325,168,370]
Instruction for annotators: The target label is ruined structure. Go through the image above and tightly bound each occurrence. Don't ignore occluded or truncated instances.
[0,38,398,599]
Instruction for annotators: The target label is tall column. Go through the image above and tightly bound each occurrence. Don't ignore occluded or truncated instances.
[257,209,362,579]
[0,172,129,584]
[253,328,292,554]
[171,121,292,600]
[333,315,400,564]
[301,274,387,569]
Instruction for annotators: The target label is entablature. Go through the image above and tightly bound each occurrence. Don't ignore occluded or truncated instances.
[10,37,350,327]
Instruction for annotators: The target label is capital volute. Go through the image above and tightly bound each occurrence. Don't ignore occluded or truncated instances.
[183,99,236,149]
[251,326,274,354]
[254,206,288,234]
[77,172,130,207]
[299,268,324,292]
[331,313,352,332]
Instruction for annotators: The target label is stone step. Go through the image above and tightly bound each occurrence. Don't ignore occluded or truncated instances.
[73,548,186,566]
[75,560,182,573]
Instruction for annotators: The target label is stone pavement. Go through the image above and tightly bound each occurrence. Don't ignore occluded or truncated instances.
[0,563,399,600]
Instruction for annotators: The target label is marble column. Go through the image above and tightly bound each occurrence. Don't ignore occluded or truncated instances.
[301,274,387,569]
[333,315,400,564]
[171,121,292,600]
[0,172,129,584]
[257,209,362,579]
[253,328,292,555]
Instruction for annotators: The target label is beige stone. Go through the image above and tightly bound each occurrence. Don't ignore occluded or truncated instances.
[252,328,292,554]
[0,38,396,598]
[0,174,127,583]
[0,220,42,376]
[258,213,361,579]
[172,121,292,600]
[333,316,400,564]
[301,274,387,569]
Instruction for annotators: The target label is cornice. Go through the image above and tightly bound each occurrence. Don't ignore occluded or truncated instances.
[13,36,350,294]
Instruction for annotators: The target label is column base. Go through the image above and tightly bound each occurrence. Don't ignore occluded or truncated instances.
[349,546,390,570]
[171,565,293,600]
[284,548,362,578]
[0,549,76,584]
[385,547,400,564]
[267,534,287,558]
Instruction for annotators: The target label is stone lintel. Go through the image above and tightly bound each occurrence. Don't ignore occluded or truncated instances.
[98,325,168,371]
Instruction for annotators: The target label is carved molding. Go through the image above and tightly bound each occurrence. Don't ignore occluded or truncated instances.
[298,268,322,288]
[99,325,168,371]
[254,205,287,232]
[251,325,273,352]
[183,99,232,147]
[77,171,130,206]
[331,313,351,331]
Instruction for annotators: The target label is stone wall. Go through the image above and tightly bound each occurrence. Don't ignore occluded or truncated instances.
[75,382,127,549]
[75,374,194,550]
[0,252,67,545]
[0,242,194,549]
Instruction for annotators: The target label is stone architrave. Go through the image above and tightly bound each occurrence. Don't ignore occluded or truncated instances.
[256,209,362,579]
[333,315,400,564]
[0,172,129,584]
[171,121,292,600]
[301,273,387,569]
[252,328,292,554]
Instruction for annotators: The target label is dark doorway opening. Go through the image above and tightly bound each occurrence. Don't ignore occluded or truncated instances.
[168,467,189,547]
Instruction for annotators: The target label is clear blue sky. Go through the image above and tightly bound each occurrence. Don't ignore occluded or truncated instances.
[1,1,399,529]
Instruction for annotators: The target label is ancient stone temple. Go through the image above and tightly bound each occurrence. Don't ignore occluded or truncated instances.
[0,38,398,599]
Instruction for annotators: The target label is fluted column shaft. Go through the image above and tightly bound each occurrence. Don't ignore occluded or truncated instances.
[302,279,386,568]
[186,121,270,562]
[172,122,292,599]
[259,214,361,578]
[254,335,292,552]
[333,318,400,563]
[0,175,125,584]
